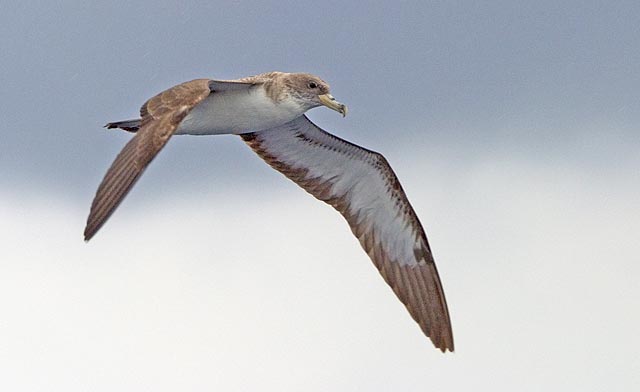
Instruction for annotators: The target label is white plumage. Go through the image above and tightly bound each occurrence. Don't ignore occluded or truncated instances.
[176,85,304,135]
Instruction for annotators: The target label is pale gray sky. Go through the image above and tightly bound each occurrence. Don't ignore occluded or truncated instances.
[1,1,639,391]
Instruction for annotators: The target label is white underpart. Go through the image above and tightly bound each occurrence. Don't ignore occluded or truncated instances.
[175,86,306,135]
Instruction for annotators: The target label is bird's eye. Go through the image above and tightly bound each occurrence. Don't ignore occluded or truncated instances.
[308,82,318,89]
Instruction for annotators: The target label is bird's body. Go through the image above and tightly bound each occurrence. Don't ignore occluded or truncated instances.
[86,71,454,352]
[177,80,306,135]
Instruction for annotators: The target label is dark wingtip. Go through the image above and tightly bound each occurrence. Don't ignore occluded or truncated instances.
[434,338,454,353]
[83,226,94,242]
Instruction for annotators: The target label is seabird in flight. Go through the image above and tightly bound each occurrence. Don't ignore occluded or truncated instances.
[84,72,454,352]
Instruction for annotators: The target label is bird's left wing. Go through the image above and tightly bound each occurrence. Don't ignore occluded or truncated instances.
[84,79,212,241]
[241,115,454,352]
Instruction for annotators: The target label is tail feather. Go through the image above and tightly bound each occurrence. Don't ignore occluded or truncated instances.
[105,119,141,133]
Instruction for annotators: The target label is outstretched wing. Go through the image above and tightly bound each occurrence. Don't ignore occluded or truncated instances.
[241,115,454,352]
[84,79,212,241]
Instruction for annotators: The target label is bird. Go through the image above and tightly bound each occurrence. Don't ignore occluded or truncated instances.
[85,71,454,352]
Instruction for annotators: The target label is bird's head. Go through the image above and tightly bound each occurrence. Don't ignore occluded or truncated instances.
[283,73,348,117]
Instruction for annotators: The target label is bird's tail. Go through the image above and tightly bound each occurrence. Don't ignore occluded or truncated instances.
[104,119,142,133]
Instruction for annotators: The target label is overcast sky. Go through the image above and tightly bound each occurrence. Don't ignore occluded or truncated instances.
[1,1,639,391]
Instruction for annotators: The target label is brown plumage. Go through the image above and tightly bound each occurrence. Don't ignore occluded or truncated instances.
[84,79,211,241]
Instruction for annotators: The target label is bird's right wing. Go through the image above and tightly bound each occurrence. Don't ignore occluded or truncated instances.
[241,115,454,352]
[84,79,212,241]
